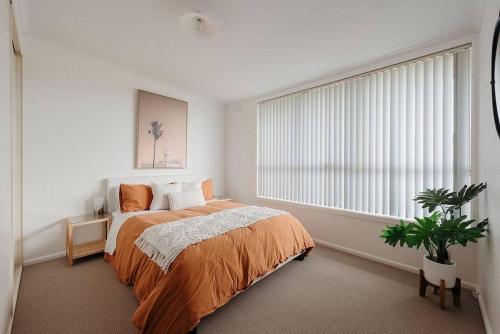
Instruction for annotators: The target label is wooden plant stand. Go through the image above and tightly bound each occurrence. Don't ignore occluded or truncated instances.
[419,269,461,309]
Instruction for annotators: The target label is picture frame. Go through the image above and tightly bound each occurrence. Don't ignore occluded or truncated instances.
[136,90,188,169]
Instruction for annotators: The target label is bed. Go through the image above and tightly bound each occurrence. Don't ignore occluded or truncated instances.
[104,174,315,334]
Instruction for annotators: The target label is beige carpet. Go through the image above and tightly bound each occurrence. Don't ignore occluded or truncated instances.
[12,246,484,334]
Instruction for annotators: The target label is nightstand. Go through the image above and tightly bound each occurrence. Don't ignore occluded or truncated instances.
[66,213,110,266]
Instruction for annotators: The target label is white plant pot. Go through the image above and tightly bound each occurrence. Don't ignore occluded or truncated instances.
[422,255,456,288]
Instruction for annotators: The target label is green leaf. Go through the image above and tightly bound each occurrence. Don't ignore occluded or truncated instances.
[444,183,487,210]
[380,221,415,248]
[439,215,487,248]
[414,188,452,213]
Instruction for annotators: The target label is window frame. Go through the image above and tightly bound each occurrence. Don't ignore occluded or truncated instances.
[255,43,475,222]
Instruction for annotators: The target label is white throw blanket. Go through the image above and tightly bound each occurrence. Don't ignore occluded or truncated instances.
[135,206,287,272]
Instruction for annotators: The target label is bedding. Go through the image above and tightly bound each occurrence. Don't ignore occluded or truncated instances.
[167,189,206,211]
[120,184,153,212]
[135,205,287,272]
[201,179,214,200]
[105,201,314,334]
[150,183,182,211]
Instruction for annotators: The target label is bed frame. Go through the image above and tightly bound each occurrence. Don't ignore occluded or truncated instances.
[106,174,308,334]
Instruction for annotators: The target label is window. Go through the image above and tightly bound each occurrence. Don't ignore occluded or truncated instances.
[257,45,471,219]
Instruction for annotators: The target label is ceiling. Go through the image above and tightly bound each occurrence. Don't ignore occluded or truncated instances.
[21,0,485,103]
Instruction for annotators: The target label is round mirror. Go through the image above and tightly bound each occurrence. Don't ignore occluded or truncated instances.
[490,12,500,139]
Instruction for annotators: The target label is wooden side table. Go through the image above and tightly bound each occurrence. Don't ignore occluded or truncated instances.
[66,213,110,266]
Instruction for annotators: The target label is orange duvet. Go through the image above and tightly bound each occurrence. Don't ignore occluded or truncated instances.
[105,201,315,334]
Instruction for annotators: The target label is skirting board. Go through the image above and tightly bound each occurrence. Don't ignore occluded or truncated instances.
[23,251,66,266]
[312,238,477,290]
[477,291,493,334]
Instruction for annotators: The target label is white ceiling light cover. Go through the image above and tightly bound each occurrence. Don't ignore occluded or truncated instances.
[179,11,217,39]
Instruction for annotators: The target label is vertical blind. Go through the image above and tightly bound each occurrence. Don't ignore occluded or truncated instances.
[257,45,471,219]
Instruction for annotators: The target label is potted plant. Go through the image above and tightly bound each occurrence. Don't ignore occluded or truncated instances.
[380,184,488,288]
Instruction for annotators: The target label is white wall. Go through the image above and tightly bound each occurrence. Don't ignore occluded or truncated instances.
[0,0,14,332]
[226,37,481,285]
[23,36,226,263]
[477,0,500,332]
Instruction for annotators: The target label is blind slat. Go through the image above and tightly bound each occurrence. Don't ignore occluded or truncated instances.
[257,47,470,219]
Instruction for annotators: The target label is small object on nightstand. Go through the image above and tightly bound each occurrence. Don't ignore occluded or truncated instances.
[66,213,110,266]
[93,197,105,215]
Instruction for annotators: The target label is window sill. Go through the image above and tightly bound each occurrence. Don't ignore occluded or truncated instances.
[256,196,410,225]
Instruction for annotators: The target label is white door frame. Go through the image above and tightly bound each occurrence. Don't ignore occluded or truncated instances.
[11,23,22,270]
[8,2,23,333]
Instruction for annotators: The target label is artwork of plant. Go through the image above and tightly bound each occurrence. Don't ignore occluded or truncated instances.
[137,90,187,169]
[148,120,164,167]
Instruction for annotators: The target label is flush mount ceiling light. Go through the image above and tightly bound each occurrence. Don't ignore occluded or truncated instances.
[179,11,217,39]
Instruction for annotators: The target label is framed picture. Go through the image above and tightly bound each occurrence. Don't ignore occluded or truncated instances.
[136,90,187,168]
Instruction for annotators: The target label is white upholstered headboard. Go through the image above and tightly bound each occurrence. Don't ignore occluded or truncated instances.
[106,173,207,213]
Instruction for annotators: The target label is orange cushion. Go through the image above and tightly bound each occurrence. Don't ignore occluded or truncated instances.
[120,184,153,212]
[201,179,214,200]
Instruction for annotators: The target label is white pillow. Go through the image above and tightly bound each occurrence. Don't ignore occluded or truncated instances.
[168,190,206,211]
[181,181,202,191]
[150,183,182,211]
